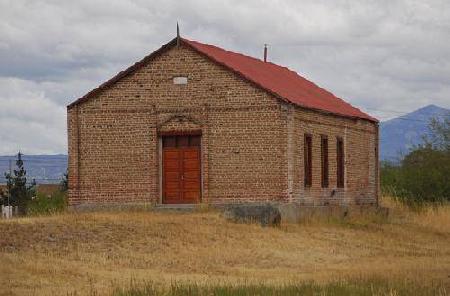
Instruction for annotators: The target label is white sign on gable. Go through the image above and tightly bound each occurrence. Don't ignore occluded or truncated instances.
[173,76,188,85]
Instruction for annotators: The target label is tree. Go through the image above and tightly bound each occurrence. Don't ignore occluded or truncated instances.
[60,170,68,192]
[400,147,449,203]
[0,152,36,214]
[381,115,450,204]
[423,116,450,151]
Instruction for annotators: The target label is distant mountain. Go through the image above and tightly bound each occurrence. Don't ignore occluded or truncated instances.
[0,154,67,184]
[380,104,449,162]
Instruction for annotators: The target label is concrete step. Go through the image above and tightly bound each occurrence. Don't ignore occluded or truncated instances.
[153,204,199,212]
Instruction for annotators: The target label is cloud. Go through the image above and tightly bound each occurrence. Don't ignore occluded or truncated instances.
[0,0,449,154]
[0,78,66,155]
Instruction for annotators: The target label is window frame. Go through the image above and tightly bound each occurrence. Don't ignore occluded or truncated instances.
[336,136,345,188]
[304,134,313,188]
[320,135,329,188]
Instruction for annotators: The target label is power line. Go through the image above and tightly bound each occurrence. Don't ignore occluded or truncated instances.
[366,107,450,117]
[370,112,449,123]
[0,158,67,160]
[0,157,67,160]
[379,117,437,123]
[0,177,64,180]
[0,178,63,183]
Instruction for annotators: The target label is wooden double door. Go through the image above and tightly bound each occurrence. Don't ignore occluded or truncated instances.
[162,135,201,204]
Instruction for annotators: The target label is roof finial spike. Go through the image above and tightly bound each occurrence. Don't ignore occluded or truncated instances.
[176,22,180,47]
[263,44,268,62]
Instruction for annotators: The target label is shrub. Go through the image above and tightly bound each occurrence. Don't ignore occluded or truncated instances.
[400,147,449,203]
[60,171,68,192]
[381,149,450,205]
[27,191,67,216]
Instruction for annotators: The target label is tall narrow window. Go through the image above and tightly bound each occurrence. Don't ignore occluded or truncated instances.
[336,137,345,188]
[321,135,329,188]
[304,134,312,187]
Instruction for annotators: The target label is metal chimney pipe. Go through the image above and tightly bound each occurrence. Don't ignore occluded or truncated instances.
[263,44,268,62]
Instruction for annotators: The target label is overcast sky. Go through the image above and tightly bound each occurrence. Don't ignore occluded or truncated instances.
[0,0,449,155]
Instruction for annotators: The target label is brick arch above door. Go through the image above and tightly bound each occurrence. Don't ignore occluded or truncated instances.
[157,114,204,134]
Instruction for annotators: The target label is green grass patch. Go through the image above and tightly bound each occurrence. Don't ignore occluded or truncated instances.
[27,191,67,215]
[112,279,447,296]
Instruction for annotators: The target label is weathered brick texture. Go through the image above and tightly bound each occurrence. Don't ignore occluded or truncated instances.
[67,43,378,206]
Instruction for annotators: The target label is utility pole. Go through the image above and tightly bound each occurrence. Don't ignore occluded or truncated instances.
[8,158,11,207]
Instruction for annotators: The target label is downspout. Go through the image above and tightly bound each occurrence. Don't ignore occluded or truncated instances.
[75,105,81,201]
[375,122,380,206]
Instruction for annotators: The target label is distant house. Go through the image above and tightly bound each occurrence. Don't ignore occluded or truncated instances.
[67,36,379,206]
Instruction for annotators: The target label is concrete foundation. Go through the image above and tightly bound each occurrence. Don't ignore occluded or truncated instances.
[277,202,389,223]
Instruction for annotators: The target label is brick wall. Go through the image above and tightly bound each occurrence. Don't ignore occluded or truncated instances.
[286,106,378,206]
[67,43,378,206]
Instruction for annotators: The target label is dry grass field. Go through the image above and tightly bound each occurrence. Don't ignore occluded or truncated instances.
[0,198,449,295]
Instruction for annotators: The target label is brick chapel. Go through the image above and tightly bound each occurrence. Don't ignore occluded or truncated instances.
[67,35,379,206]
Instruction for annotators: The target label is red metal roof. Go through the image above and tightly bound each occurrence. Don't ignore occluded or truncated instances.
[183,38,377,122]
[68,37,376,122]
